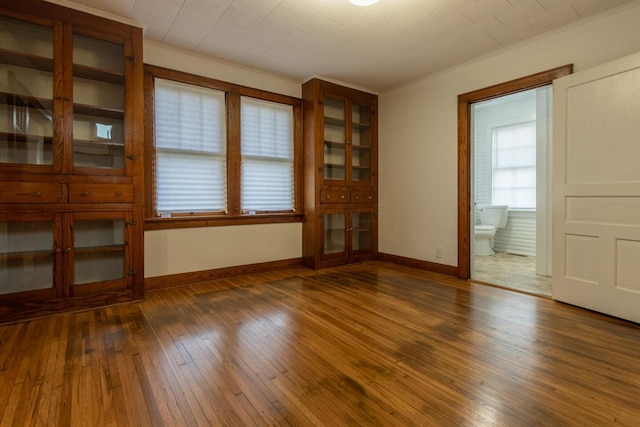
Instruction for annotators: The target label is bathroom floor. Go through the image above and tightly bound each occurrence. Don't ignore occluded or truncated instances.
[473,251,552,296]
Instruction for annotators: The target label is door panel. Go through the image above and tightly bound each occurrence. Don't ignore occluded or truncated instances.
[553,51,640,323]
[323,96,347,182]
[69,211,130,296]
[322,212,346,257]
[0,214,56,296]
[350,210,374,255]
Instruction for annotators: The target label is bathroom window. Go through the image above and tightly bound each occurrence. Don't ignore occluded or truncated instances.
[492,121,536,209]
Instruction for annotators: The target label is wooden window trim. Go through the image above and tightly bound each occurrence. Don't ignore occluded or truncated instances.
[143,64,303,230]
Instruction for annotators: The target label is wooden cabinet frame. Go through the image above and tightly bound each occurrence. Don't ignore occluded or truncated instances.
[0,0,144,323]
[302,78,378,269]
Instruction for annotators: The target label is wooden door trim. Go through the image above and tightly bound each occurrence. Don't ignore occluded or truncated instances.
[457,65,573,279]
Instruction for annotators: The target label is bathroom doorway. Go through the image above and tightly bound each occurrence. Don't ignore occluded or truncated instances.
[457,66,573,295]
[470,87,551,294]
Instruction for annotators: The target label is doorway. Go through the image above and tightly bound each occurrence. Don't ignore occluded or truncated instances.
[470,88,551,294]
[456,66,573,289]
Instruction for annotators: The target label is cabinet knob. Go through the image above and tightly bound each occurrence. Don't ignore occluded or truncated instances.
[55,248,61,253]
[65,247,71,253]
[34,191,42,197]
[340,195,346,199]
[81,191,89,196]
[368,195,372,199]
[326,195,331,199]
[355,195,360,200]
[115,191,122,197]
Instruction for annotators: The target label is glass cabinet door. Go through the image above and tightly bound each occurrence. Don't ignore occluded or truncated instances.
[72,216,126,286]
[351,211,373,253]
[351,102,372,182]
[0,16,54,167]
[0,217,55,295]
[72,34,125,171]
[323,97,346,180]
[323,212,346,255]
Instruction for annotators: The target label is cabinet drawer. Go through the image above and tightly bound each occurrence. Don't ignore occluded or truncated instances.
[351,191,376,203]
[321,190,350,203]
[69,184,133,203]
[0,182,60,203]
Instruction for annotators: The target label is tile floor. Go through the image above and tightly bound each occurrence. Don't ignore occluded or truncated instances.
[473,251,552,296]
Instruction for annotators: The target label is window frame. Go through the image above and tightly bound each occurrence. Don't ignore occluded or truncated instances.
[240,96,297,214]
[143,64,303,230]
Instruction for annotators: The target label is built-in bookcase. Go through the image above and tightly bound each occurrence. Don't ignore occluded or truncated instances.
[303,78,378,269]
[0,0,144,323]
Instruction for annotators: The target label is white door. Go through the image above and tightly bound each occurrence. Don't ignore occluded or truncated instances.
[553,52,640,323]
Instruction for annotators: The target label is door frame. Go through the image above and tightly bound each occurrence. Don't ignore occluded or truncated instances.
[457,65,573,279]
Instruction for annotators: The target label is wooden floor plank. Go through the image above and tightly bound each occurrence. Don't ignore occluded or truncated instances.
[1,261,640,426]
[185,283,327,426]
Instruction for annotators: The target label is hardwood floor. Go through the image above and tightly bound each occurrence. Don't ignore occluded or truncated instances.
[1,261,639,426]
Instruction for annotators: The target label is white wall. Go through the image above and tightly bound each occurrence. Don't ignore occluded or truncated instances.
[145,223,302,277]
[378,1,640,268]
[143,42,302,278]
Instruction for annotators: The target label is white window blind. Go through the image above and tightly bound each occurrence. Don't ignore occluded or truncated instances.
[241,97,294,212]
[154,78,226,214]
[492,121,536,209]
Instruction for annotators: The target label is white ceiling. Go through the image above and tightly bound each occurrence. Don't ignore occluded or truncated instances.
[62,0,635,91]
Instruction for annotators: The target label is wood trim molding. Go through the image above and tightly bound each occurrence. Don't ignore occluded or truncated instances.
[145,258,304,290]
[145,254,459,293]
[144,213,304,230]
[457,64,573,279]
[378,253,459,277]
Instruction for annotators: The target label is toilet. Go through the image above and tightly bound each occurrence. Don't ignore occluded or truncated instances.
[474,205,508,256]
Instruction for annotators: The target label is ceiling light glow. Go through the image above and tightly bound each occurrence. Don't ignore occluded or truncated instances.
[349,0,380,6]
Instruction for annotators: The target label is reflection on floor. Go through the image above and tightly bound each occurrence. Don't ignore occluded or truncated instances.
[473,251,552,296]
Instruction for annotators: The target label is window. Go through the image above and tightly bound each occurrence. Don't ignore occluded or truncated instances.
[154,79,227,215]
[241,97,294,213]
[144,65,302,229]
[492,121,536,209]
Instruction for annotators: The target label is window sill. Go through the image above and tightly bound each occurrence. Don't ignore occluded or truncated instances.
[144,213,304,231]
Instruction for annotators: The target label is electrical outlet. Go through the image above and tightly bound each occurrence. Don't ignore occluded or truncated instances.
[435,247,442,258]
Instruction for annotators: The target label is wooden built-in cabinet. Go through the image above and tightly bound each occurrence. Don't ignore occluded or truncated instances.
[302,78,378,269]
[0,0,144,323]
